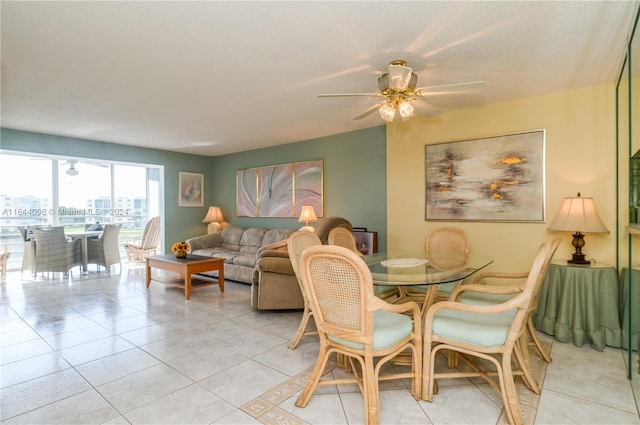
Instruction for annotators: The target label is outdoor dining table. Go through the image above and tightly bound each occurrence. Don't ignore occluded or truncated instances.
[66,230,103,275]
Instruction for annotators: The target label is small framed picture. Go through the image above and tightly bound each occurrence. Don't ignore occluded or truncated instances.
[178,171,204,207]
[352,231,378,255]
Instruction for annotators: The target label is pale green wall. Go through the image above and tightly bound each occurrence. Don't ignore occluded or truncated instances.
[1,125,388,251]
[209,126,388,250]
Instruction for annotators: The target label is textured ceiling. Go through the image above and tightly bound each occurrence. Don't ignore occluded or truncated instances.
[1,1,638,156]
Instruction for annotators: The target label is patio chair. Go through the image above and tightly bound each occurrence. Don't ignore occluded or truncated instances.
[0,245,9,278]
[286,230,322,349]
[31,227,81,278]
[123,216,161,262]
[87,224,122,272]
[296,245,422,425]
[422,239,558,425]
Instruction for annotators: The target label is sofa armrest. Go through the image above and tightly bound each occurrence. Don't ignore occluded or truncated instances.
[185,233,222,252]
[257,257,295,275]
[257,239,289,258]
[259,249,289,259]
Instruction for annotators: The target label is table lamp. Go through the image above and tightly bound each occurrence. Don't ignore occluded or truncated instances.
[202,206,225,234]
[298,205,318,232]
[548,193,608,265]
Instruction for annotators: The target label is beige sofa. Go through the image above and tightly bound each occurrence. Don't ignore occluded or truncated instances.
[186,226,294,285]
[251,217,353,310]
[187,217,353,310]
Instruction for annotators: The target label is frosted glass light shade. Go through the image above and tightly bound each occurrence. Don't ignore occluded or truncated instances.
[398,99,414,120]
[378,101,396,122]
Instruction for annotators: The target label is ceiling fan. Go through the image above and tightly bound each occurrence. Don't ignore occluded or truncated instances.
[318,59,487,122]
[61,159,109,176]
[30,157,108,176]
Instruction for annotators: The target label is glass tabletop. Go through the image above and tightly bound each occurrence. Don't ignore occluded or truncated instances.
[363,251,494,286]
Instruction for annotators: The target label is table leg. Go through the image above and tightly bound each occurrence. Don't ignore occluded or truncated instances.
[81,236,89,275]
[146,260,151,288]
[218,266,224,292]
[185,272,192,300]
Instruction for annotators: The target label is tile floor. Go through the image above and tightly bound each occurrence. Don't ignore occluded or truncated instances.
[1,264,639,425]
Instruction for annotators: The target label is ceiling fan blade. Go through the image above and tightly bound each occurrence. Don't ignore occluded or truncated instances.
[413,97,443,117]
[318,93,383,98]
[388,64,413,91]
[351,101,386,120]
[416,81,487,96]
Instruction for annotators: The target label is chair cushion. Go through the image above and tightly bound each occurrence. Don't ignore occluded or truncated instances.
[328,310,413,350]
[459,291,515,306]
[432,308,516,347]
[86,222,104,231]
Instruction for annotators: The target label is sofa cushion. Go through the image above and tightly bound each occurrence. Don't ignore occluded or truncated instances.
[219,227,244,251]
[262,228,295,247]
[233,253,257,268]
[239,228,267,253]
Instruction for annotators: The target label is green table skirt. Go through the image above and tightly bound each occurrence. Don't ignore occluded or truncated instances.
[533,263,622,351]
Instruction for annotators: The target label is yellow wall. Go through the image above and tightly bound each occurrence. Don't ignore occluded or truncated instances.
[387,84,616,272]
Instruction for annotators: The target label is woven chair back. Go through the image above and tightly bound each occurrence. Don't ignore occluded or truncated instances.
[425,226,469,270]
[140,216,161,249]
[529,237,561,312]
[287,231,322,286]
[500,239,559,350]
[32,226,66,247]
[327,227,360,255]
[300,245,374,344]
[102,224,122,252]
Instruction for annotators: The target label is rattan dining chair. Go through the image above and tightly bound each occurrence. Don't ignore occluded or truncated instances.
[422,239,558,425]
[328,227,399,301]
[296,245,422,425]
[123,216,161,262]
[31,227,81,278]
[448,237,562,392]
[87,224,122,273]
[395,226,470,310]
[286,230,322,349]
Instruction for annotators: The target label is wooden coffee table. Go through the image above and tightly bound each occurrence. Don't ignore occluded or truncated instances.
[146,254,224,300]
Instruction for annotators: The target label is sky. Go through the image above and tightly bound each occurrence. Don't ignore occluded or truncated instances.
[0,153,148,202]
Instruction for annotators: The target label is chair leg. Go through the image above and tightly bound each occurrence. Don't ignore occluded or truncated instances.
[514,335,540,394]
[501,353,525,425]
[296,344,330,407]
[527,317,552,362]
[289,305,314,349]
[363,355,379,425]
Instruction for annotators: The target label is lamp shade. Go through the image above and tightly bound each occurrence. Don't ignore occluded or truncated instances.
[202,206,224,223]
[298,205,318,223]
[548,194,608,233]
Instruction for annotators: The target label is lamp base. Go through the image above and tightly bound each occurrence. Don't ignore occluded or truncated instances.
[299,226,315,232]
[567,253,591,265]
[207,222,222,234]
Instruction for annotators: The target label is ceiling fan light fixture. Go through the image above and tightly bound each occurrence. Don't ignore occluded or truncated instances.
[66,164,79,176]
[379,101,396,122]
[398,99,414,120]
[388,64,414,91]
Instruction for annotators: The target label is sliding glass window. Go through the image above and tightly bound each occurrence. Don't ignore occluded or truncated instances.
[0,152,163,270]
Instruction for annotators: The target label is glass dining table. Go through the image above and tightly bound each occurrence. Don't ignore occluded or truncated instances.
[363,251,495,319]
